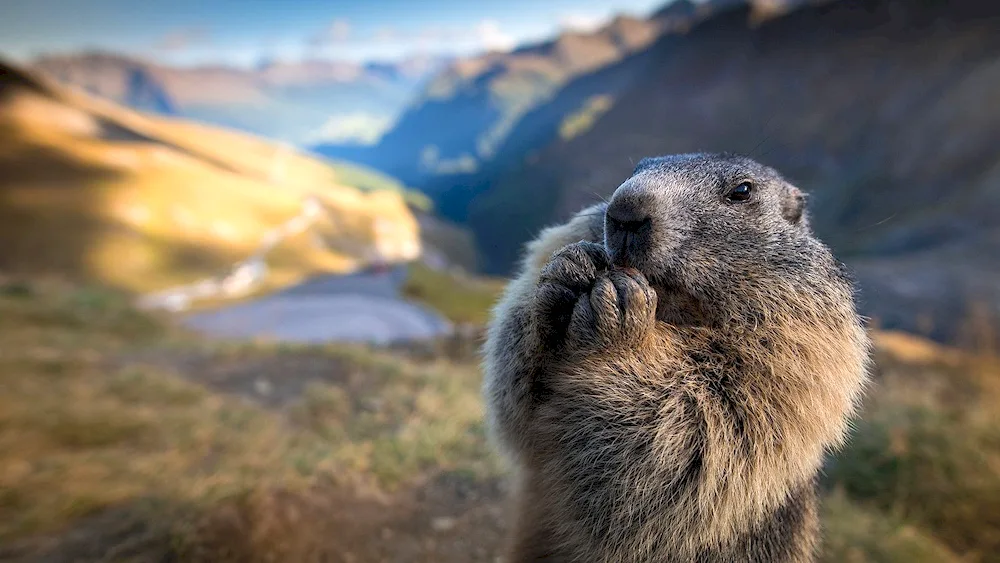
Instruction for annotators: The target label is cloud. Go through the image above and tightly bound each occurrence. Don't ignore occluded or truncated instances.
[308,19,517,59]
[558,13,610,33]
[309,19,352,47]
[475,20,516,52]
[156,27,211,51]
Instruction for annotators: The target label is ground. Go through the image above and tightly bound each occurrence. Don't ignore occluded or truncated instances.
[0,278,997,562]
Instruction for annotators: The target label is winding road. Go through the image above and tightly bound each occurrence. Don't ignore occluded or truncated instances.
[182,265,453,344]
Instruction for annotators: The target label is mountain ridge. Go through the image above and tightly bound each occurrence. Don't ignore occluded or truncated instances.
[29,52,447,145]
[312,4,701,187]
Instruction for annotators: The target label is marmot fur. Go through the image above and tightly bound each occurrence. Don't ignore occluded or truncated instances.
[482,153,871,562]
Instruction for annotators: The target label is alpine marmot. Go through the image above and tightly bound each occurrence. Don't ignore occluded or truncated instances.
[482,153,871,562]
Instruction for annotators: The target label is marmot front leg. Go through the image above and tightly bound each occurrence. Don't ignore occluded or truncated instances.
[536,242,657,351]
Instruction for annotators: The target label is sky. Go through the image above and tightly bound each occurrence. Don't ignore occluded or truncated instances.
[0,0,670,67]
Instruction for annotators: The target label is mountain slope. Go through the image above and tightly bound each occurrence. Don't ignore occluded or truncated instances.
[467,0,1000,343]
[31,53,444,145]
[313,7,692,189]
[311,0,823,196]
[0,60,421,306]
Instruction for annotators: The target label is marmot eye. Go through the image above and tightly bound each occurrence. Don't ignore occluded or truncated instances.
[727,182,753,202]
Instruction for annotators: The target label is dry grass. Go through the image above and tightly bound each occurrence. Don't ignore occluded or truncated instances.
[2,277,999,562]
[820,492,962,563]
[0,281,317,544]
[826,332,1000,561]
[0,279,498,561]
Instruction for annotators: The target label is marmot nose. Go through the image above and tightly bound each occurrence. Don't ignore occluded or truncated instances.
[606,188,654,234]
[606,210,652,234]
[605,183,656,267]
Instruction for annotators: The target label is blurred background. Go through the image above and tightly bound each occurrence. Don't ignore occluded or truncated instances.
[1,0,998,561]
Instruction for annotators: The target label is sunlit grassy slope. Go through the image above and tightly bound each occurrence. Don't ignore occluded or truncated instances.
[0,61,421,296]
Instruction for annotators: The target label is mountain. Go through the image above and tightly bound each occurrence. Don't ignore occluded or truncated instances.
[0,59,422,306]
[30,52,445,146]
[460,0,1000,345]
[310,0,833,195]
[312,5,700,191]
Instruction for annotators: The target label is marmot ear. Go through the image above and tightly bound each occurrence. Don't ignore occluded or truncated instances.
[782,185,807,225]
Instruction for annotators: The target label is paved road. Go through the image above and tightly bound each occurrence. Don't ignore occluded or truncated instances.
[182,265,453,345]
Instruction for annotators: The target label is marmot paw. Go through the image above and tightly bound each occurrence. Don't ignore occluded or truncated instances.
[567,267,657,350]
[534,241,610,346]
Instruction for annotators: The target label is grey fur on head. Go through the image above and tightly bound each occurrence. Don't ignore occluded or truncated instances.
[482,153,871,562]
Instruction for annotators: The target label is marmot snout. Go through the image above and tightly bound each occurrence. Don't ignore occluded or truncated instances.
[483,153,871,562]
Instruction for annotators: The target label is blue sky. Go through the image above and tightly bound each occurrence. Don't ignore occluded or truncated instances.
[0,0,671,67]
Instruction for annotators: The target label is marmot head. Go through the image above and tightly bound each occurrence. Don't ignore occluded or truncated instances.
[605,153,843,325]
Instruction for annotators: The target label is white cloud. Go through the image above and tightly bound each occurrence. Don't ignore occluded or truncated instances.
[372,26,399,44]
[305,19,517,60]
[329,20,351,42]
[475,20,516,52]
[558,13,609,33]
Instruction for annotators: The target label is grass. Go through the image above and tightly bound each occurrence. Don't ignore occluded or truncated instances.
[401,261,506,325]
[0,282,307,542]
[280,346,494,485]
[559,94,615,140]
[826,332,1000,561]
[0,279,496,561]
[820,492,962,563]
[2,277,999,561]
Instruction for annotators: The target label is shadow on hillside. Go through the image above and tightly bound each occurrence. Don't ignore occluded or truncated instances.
[0,141,121,188]
[91,116,248,179]
[0,141,243,291]
[0,142,123,279]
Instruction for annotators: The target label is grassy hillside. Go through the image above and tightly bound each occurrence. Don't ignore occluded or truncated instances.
[0,277,996,561]
[0,61,421,301]
[319,155,434,212]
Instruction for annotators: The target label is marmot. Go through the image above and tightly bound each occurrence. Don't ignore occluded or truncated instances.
[482,153,871,562]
